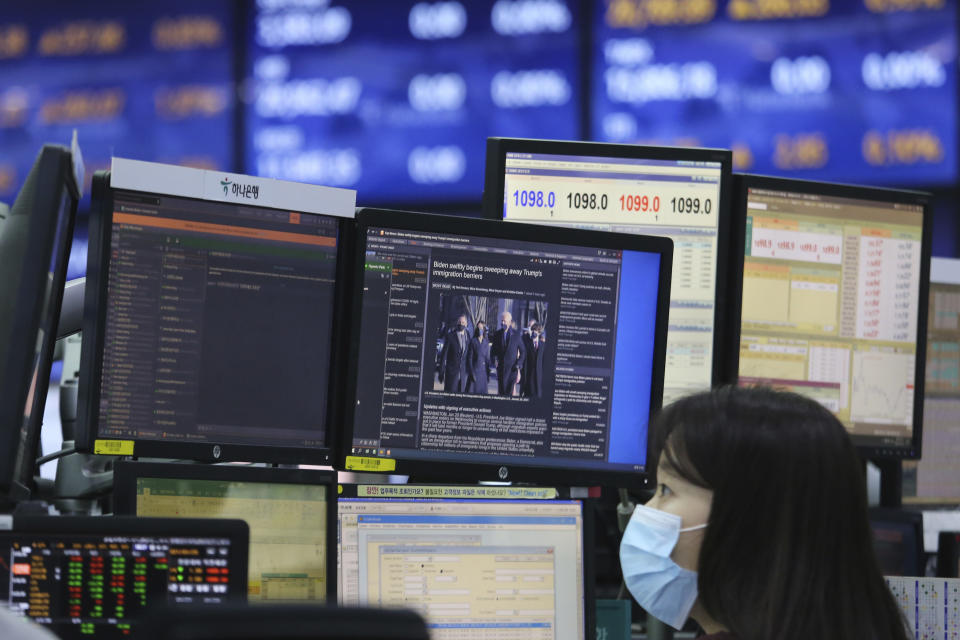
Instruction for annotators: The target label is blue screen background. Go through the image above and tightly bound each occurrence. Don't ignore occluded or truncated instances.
[607,249,663,468]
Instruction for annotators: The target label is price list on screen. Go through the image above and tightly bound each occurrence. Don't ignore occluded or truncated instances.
[3,533,235,639]
[501,151,722,404]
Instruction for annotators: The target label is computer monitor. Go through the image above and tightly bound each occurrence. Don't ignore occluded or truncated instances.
[0,515,249,639]
[937,531,960,578]
[343,208,672,487]
[910,258,960,500]
[337,487,594,640]
[869,508,925,576]
[76,159,356,464]
[139,604,430,640]
[0,144,79,505]
[732,175,932,458]
[113,461,336,603]
[483,138,732,405]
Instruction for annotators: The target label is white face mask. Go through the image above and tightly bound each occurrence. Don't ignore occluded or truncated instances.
[619,503,707,630]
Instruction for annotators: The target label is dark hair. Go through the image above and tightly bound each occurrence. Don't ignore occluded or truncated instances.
[531,323,542,333]
[474,321,485,338]
[650,386,907,640]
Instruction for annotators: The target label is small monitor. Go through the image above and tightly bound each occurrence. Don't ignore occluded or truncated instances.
[936,531,960,578]
[733,175,932,458]
[0,144,79,504]
[484,138,732,405]
[869,508,925,576]
[337,487,593,640]
[343,208,672,486]
[77,160,355,464]
[0,515,248,639]
[139,604,429,640]
[113,461,336,603]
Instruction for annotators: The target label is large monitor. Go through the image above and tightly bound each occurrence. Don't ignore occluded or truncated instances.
[0,515,249,639]
[343,208,672,487]
[483,138,732,406]
[732,175,932,458]
[0,144,79,505]
[76,159,355,464]
[113,461,336,603]
[338,487,593,640]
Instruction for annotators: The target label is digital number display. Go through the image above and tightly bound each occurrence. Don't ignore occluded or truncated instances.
[246,0,580,203]
[0,3,235,208]
[592,0,957,186]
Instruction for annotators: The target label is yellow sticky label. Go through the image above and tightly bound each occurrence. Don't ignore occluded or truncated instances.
[93,439,134,456]
[345,456,396,472]
[337,484,343,495]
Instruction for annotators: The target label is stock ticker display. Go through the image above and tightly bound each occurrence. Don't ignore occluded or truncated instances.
[593,0,958,186]
[246,0,580,203]
[0,2,235,205]
[0,532,237,638]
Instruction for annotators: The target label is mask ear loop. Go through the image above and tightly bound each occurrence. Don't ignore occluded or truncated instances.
[679,523,708,533]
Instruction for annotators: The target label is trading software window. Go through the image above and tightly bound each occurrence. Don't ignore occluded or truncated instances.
[338,498,585,640]
[502,152,722,404]
[135,478,328,601]
[96,190,339,448]
[738,188,923,446]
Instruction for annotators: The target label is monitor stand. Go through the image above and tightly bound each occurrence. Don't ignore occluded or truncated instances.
[874,459,903,508]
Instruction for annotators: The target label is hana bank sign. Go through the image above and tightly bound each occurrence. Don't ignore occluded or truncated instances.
[219,176,260,200]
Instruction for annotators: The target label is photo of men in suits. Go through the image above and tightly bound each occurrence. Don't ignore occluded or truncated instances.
[466,321,492,394]
[436,314,469,392]
[430,296,550,398]
[492,311,526,396]
[522,322,547,399]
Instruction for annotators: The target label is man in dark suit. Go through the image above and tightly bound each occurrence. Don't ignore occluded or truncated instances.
[437,315,469,392]
[522,323,547,398]
[492,311,526,396]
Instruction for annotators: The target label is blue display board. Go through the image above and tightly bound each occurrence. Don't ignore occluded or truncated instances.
[246,0,581,204]
[0,1,236,206]
[592,0,957,186]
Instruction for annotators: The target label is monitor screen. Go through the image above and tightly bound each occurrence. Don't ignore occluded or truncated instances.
[736,177,930,455]
[338,496,586,640]
[80,176,347,463]
[486,139,731,404]
[869,509,924,577]
[114,462,335,603]
[346,210,672,485]
[910,258,960,500]
[0,516,248,639]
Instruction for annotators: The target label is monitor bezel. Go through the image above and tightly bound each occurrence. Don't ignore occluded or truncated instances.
[482,137,735,389]
[0,144,79,504]
[339,207,673,489]
[336,484,596,640]
[76,171,354,465]
[7,514,249,600]
[113,461,337,602]
[729,173,933,460]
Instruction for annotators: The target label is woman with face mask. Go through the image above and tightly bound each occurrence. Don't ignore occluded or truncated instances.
[620,385,909,640]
